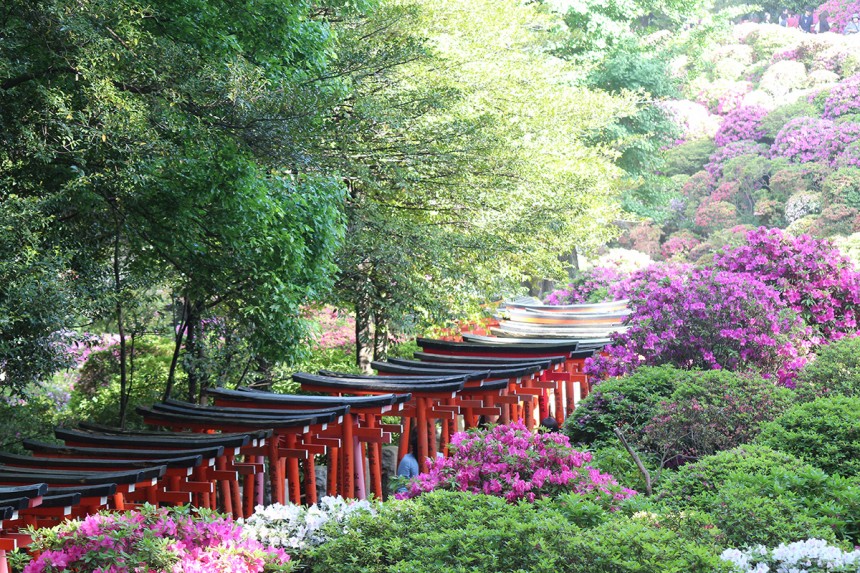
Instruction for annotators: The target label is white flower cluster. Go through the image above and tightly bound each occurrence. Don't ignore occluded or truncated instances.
[721,539,860,572]
[239,496,375,552]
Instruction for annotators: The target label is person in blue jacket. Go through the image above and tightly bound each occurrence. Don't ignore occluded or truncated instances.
[396,431,420,493]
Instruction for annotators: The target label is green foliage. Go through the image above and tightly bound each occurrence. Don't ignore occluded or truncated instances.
[68,337,187,428]
[621,175,685,223]
[794,336,860,400]
[761,101,819,143]
[0,387,67,454]
[589,445,659,492]
[664,140,717,177]
[642,370,794,467]
[659,445,860,546]
[309,490,728,573]
[309,491,583,573]
[822,168,860,209]
[757,396,860,477]
[563,365,680,445]
[584,48,681,175]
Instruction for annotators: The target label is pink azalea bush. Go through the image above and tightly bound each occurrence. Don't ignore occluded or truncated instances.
[816,0,860,32]
[714,106,769,146]
[771,117,860,166]
[713,227,860,340]
[585,264,807,382]
[397,422,636,505]
[23,505,293,573]
[823,74,860,119]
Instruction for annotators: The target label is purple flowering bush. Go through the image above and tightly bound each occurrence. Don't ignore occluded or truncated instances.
[586,264,806,381]
[714,106,769,146]
[771,117,860,166]
[816,0,860,32]
[22,505,293,573]
[397,422,636,505]
[713,227,860,340]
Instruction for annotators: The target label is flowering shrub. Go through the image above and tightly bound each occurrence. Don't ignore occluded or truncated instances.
[304,306,355,349]
[714,106,769,146]
[705,142,769,179]
[771,117,860,166]
[823,74,860,119]
[784,192,822,223]
[23,505,293,573]
[721,539,860,572]
[822,168,860,207]
[397,422,637,505]
[834,139,860,169]
[544,266,625,305]
[660,100,722,141]
[713,227,860,340]
[239,496,374,555]
[816,0,860,33]
[759,100,818,142]
[694,201,739,232]
[661,231,702,260]
[617,223,663,258]
[759,60,808,98]
[586,264,807,381]
[808,203,860,236]
[794,335,860,399]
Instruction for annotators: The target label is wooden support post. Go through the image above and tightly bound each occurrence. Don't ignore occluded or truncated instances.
[366,416,383,499]
[267,437,282,504]
[343,413,355,498]
[416,397,429,472]
[304,444,317,506]
[255,455,265,507]
[327,446,339,497]
[285,434,302,504]
[215,456,234,516]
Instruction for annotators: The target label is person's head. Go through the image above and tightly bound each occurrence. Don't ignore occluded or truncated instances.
[782,8,788,14]
[820,11,829,19]
[805,7,811,14]
[853,12,860,21]
[540,417,560,433]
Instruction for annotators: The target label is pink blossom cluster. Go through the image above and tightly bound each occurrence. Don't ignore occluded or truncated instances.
[771,117,860,166]
[303,306,355,349]
[714,106,769,146]
[835,141,860,169]
[815,0,860,32]
[705,141,769,179]
[585,264,808,383]
[544,266,626,305]
[24,506,291,573]
[713,227,860,339]
[772,48,800,63]
[660,231,702,260]
[823,74,860,119]
[397,422,636,505]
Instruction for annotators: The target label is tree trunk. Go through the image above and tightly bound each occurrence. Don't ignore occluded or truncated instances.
[185,302,202,403]
[163,296,189,401]
[355,300,373,374]
[113,228,129,429]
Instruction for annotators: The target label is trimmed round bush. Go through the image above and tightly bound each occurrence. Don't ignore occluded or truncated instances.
[822,167,860,207]
[663,140,717,177]
[824,74,860,119]
[760,100,818,142]
[794,335,860,400]
[772,117,860,166]
[564,365,681,446]
[642,370,795,467]
[658,445,860,547]
[757,396,860,477]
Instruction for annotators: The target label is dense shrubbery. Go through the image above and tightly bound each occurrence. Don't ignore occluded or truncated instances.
[756,396,860,477]
[658,445,860,547]
[793,335,860,399]
[308,491,729,573]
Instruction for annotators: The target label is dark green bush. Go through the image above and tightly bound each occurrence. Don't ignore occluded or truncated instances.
[794,336,860,400]
[641,370,794,467]
[757,396,860,477]
[664,140,717,177]
[658,445,860,546]
[309,490,729,573]
[563,365,680,446]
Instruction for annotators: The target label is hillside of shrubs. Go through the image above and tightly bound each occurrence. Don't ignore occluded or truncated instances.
[621,22,860,262]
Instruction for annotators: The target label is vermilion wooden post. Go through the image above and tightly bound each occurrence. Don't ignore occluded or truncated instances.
[285,434,302,504]
[398,417,411,461]
[416,397,430,472]
[216,456,233,516]
[328,446,339,496]
[366,416,383,499]
[305,446,317,505]
[267,437,282,504]
[343,413,355,498]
